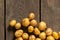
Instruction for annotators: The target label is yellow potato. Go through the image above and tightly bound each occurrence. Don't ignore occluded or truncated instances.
[39,32,46,40]
[29,35,35,40]
[46,28,53,36]
[15,23,21,29]
[28,26,34,33]
[46,36,55,40]
[34,28,40,35]
[22,33,29,39]
[28,12,35,20]
[22,18,30,27]
[52,32,59,39]
[58,32,60,38]
[9,20,16,27]
[15,30,23,37]
[35,38,41,40]
[38,21,47,30]
[16,37,23,40]
[30,19,37,26]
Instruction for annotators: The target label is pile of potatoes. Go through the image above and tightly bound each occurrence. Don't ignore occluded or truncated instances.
[9,12,60,40]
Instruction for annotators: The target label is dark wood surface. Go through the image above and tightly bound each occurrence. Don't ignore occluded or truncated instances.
[0,0,4,40]
[6,0,39,40]
[41,0,60,32]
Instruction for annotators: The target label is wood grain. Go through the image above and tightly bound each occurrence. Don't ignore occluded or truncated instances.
[6,0,39,40]
[41,0,60,32]
[0,0,4,40]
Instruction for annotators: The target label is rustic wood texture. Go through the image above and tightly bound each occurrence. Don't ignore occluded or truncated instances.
[41,0,60,32]
[0,0,4,40]
[6,0,39,40]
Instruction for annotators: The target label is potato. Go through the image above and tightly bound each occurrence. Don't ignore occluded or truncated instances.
[22,33,29,39]
[16,37,23,40]
[38,21,47,30]
[39,32,46,39]
[34,28,40,35]
[58,32,60,38]
[35,38,41,40]
[29,35,35,40]
[22,18,30,27]
[46,28,53,36]
[46,36,55,40]
[28,26,34,33]
[30,19,37,26]
[28,12,35,20]
[9,20,16,27]
[15,23,21,29]
[52,32,59,39]
[15,30,23,37]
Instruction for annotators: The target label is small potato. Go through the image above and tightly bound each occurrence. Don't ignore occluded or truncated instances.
[58,32,60,38]
[15,30,23,37]
[34,28,40,35]
[22,33,29,39]
[16,37,23,40]
[46,28,53,36]
[46,36,55,40]
[52,32,59,39]
[28,26,34,33]
[15,23,21,29]
[39,32,46,40]
[28,12,35,20]
[9,20,16,27]
[29,35,35,40]
[35,38,41,40]
[22,18,30,27]
[38,21,47,30]
[30,19,37,26]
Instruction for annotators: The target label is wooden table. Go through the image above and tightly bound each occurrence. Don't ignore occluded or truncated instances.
[0,0,60,40]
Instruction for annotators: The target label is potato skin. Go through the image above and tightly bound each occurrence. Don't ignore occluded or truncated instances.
[15,23,21,29]
[15,30,23,37]
[35,38,41,40]
[34,28,40,35]
[46,28,53,36]
[39,32,46,40]
[28,26,34,33]
[16,37,23,40]
[28,12,35,20]
[22,33,29,39]
[9,20,16,27]
[52,32,59,39]
[22,18,30,27]
[46,36,55,40]
[30,19,37,26]
[38,21,46,30]
[29,35,35,40]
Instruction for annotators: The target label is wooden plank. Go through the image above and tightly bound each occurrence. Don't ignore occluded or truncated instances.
[6,0,39,40]
[41,0,60,32]
[0,0,4,40]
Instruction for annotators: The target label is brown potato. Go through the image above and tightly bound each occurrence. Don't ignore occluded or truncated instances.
[30,19,37,26]
[22,18,30,27]
[28,26,34,33]
[38,21,47,30]
[15,23,21,29]
[46,28,53,36]
[28,12,35,20]
[39,32,46,40]
[52,32,59,39]
[15,30,23,37]
[46,36,55,40]
[29,35,35,40]
[34,28,40,35]
[22,33,29,39]
[9,20,16,27]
